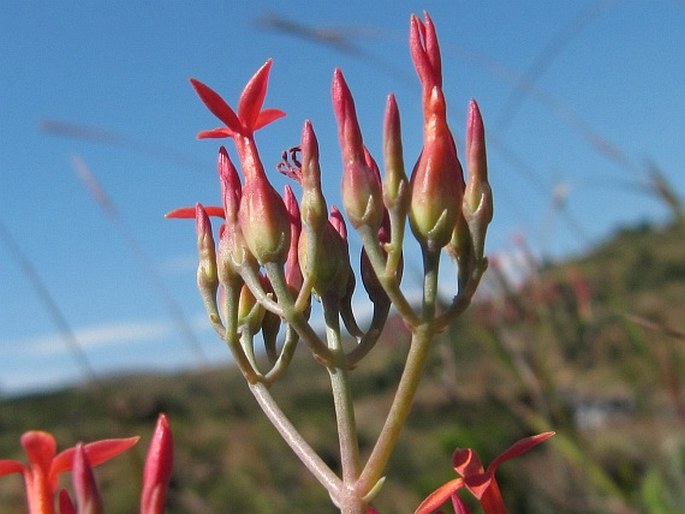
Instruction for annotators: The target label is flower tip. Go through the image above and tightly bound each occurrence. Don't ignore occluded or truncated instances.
[468,99,483,128]
[332,68,350,102]
[164,207,194,219]
[155,413,171,435]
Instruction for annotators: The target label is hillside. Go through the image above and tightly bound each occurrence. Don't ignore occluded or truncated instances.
[1,220,684,513]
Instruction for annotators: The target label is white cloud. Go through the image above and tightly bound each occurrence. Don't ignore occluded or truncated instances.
[5,320,173,356]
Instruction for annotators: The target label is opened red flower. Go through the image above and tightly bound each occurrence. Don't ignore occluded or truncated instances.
[0,431,138,514]
[415,432,554,514]
[190,61,290,265]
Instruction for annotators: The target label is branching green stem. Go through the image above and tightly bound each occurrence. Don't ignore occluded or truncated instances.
[249,381,343,501]
[322,295,365,514]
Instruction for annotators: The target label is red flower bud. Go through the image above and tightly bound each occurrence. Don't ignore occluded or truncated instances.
[382,94,409,213]
[283,185,303,293]
[141,414,173,514]
[464,100,492,221]
[332,68,383,230]
[300,120,328,230]
[409,14,465,250]
[195,203,218,292]
[462,100,492,263]
[72,444,103,514]
[239,166,291,265]
[218,146,241,222]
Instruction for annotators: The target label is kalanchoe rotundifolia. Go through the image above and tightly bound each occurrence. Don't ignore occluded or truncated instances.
[140,414,174,514]
[71,444,103,514]
[217,147,254,278]
[463,99,492,263]
[0,431,138,514]
[332,69,384,231]
[299,206,353,300]
[408,13,465,251]
[194,204,222,330]
[299,121,328,232]
[237,279,268,336]
[283,184,304,295]
[382,94,409,215]
[415,432,554,514]
[164,10,496,512]
[191,61,290,266]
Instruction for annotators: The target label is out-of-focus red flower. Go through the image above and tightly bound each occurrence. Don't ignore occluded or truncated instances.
[140,414,174,514]
[0,431,138,514]
[415,432,554,514]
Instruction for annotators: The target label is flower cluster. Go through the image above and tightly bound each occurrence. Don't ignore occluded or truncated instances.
[163,11,501,513]
[166,12,493,382]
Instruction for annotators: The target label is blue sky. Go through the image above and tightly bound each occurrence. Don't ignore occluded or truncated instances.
[1,1,683,395]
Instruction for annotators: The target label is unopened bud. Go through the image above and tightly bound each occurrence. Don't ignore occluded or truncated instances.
[382,94,409,214]
[218,146,241,222]
[332,69,384,230]
[283,185,303,293]
[72,444,104,514]
[141,414,174,514]
[300,120,328,231]
[463,99,492,260]
[237,282,266,335]
[299,212,352,299]
[195,204,218,293]
[409,86,464,250]
[239,171,291,265]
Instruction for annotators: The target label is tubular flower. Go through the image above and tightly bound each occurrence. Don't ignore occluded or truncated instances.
[332,68,384,231]
[408,12,465,251]
[191,60,290,265]
[0,431,138,514]
[414,432,555,514]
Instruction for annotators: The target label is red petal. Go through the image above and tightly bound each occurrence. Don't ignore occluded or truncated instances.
[475,476,506,514]
[409,13,441,92]
[59,489,77,514]
[487,432,555,473]
[254,108,286,131]
[452,448,484,478]
[238,59,273,131]
[451,492,473,514]
[51,437,139,483]
[0,459,25,476]
[414,477,464,514]
[197,128,234,139]
[422,13,442,85]
[21,431,57,474]
[166,206,225,219]
[190,79,242,134]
